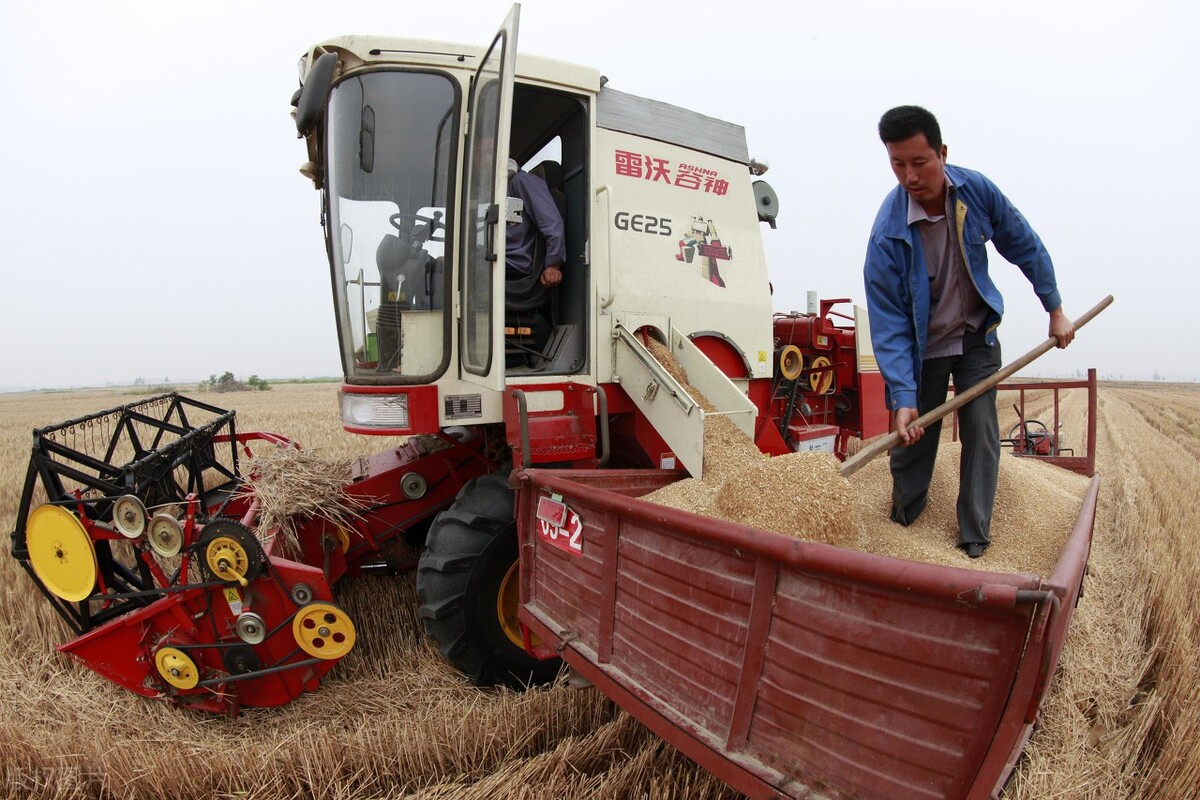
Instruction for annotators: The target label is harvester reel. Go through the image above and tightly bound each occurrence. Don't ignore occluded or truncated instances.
[198,520,263,587]
[112,494,148,538]
[25,504,98,603]
[292,602,356,660]
[147,513,184,557]
[155,646,200,690]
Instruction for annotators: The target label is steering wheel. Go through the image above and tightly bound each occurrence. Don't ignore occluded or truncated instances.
[1008,419,1050,451]
[389,211,443,236]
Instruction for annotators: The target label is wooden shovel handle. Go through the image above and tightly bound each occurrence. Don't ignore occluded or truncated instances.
[839,295,1113,477]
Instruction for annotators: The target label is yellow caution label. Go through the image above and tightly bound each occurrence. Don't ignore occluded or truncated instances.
[223,587,243,616]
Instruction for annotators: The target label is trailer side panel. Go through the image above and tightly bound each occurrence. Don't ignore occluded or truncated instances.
[516,469,1099,800]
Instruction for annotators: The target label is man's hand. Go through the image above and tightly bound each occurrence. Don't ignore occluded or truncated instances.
[895,407,924,446]
[540,264,563,287]
[1049,307,1075,349]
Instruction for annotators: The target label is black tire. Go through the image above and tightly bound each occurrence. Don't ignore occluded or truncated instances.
[416,472,562,688]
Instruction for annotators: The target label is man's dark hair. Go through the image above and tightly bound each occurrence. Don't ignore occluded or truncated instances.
[878,105,942,151]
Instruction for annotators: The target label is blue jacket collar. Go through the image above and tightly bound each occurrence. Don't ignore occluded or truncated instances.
[880,164,966,240]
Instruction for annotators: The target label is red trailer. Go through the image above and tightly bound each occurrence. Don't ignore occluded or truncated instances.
[514,467,1100,800]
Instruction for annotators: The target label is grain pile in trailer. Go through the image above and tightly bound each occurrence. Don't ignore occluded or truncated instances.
[640,340,1086,575]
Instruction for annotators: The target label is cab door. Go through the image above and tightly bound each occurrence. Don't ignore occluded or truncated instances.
[459,4,520,391]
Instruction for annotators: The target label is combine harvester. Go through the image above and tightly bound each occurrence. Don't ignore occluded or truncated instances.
[11,6,1101,797]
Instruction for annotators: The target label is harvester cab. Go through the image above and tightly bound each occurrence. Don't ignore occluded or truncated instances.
[281,4,888,694]
[292,5,805,478]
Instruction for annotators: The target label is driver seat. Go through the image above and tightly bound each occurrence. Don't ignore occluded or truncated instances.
[377,232,441,310]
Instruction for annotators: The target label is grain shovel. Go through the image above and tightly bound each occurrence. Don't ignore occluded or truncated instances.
[839,295,1114,478]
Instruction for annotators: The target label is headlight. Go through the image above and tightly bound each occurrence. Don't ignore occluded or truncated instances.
[339,391,410,429]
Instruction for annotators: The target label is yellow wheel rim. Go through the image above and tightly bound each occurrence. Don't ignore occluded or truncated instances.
[205,536,250,584]
[155,646,200,690]
[292,603,356,660]
[26,505,98,603]
[496,560,542,651]
[778,345,803,381]
[809,355,834,394]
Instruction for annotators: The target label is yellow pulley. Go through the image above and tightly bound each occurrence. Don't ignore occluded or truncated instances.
[25,504,98,603]
[292,602,357,660]
[205,535,252,587]
[809,355,835,395]
[198,520,262,587]
[155,646,200,690]
[778,345,803,381]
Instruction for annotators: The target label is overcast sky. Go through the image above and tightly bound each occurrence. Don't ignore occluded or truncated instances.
[2,0,1193,390]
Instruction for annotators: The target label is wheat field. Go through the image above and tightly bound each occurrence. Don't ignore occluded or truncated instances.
[0,381,1196,799]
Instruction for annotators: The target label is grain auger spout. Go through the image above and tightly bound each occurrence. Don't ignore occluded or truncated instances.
[611,323,758,478]
[10,392,489,713]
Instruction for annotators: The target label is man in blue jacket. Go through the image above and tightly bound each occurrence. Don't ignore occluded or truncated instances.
[863,106,1074,558]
